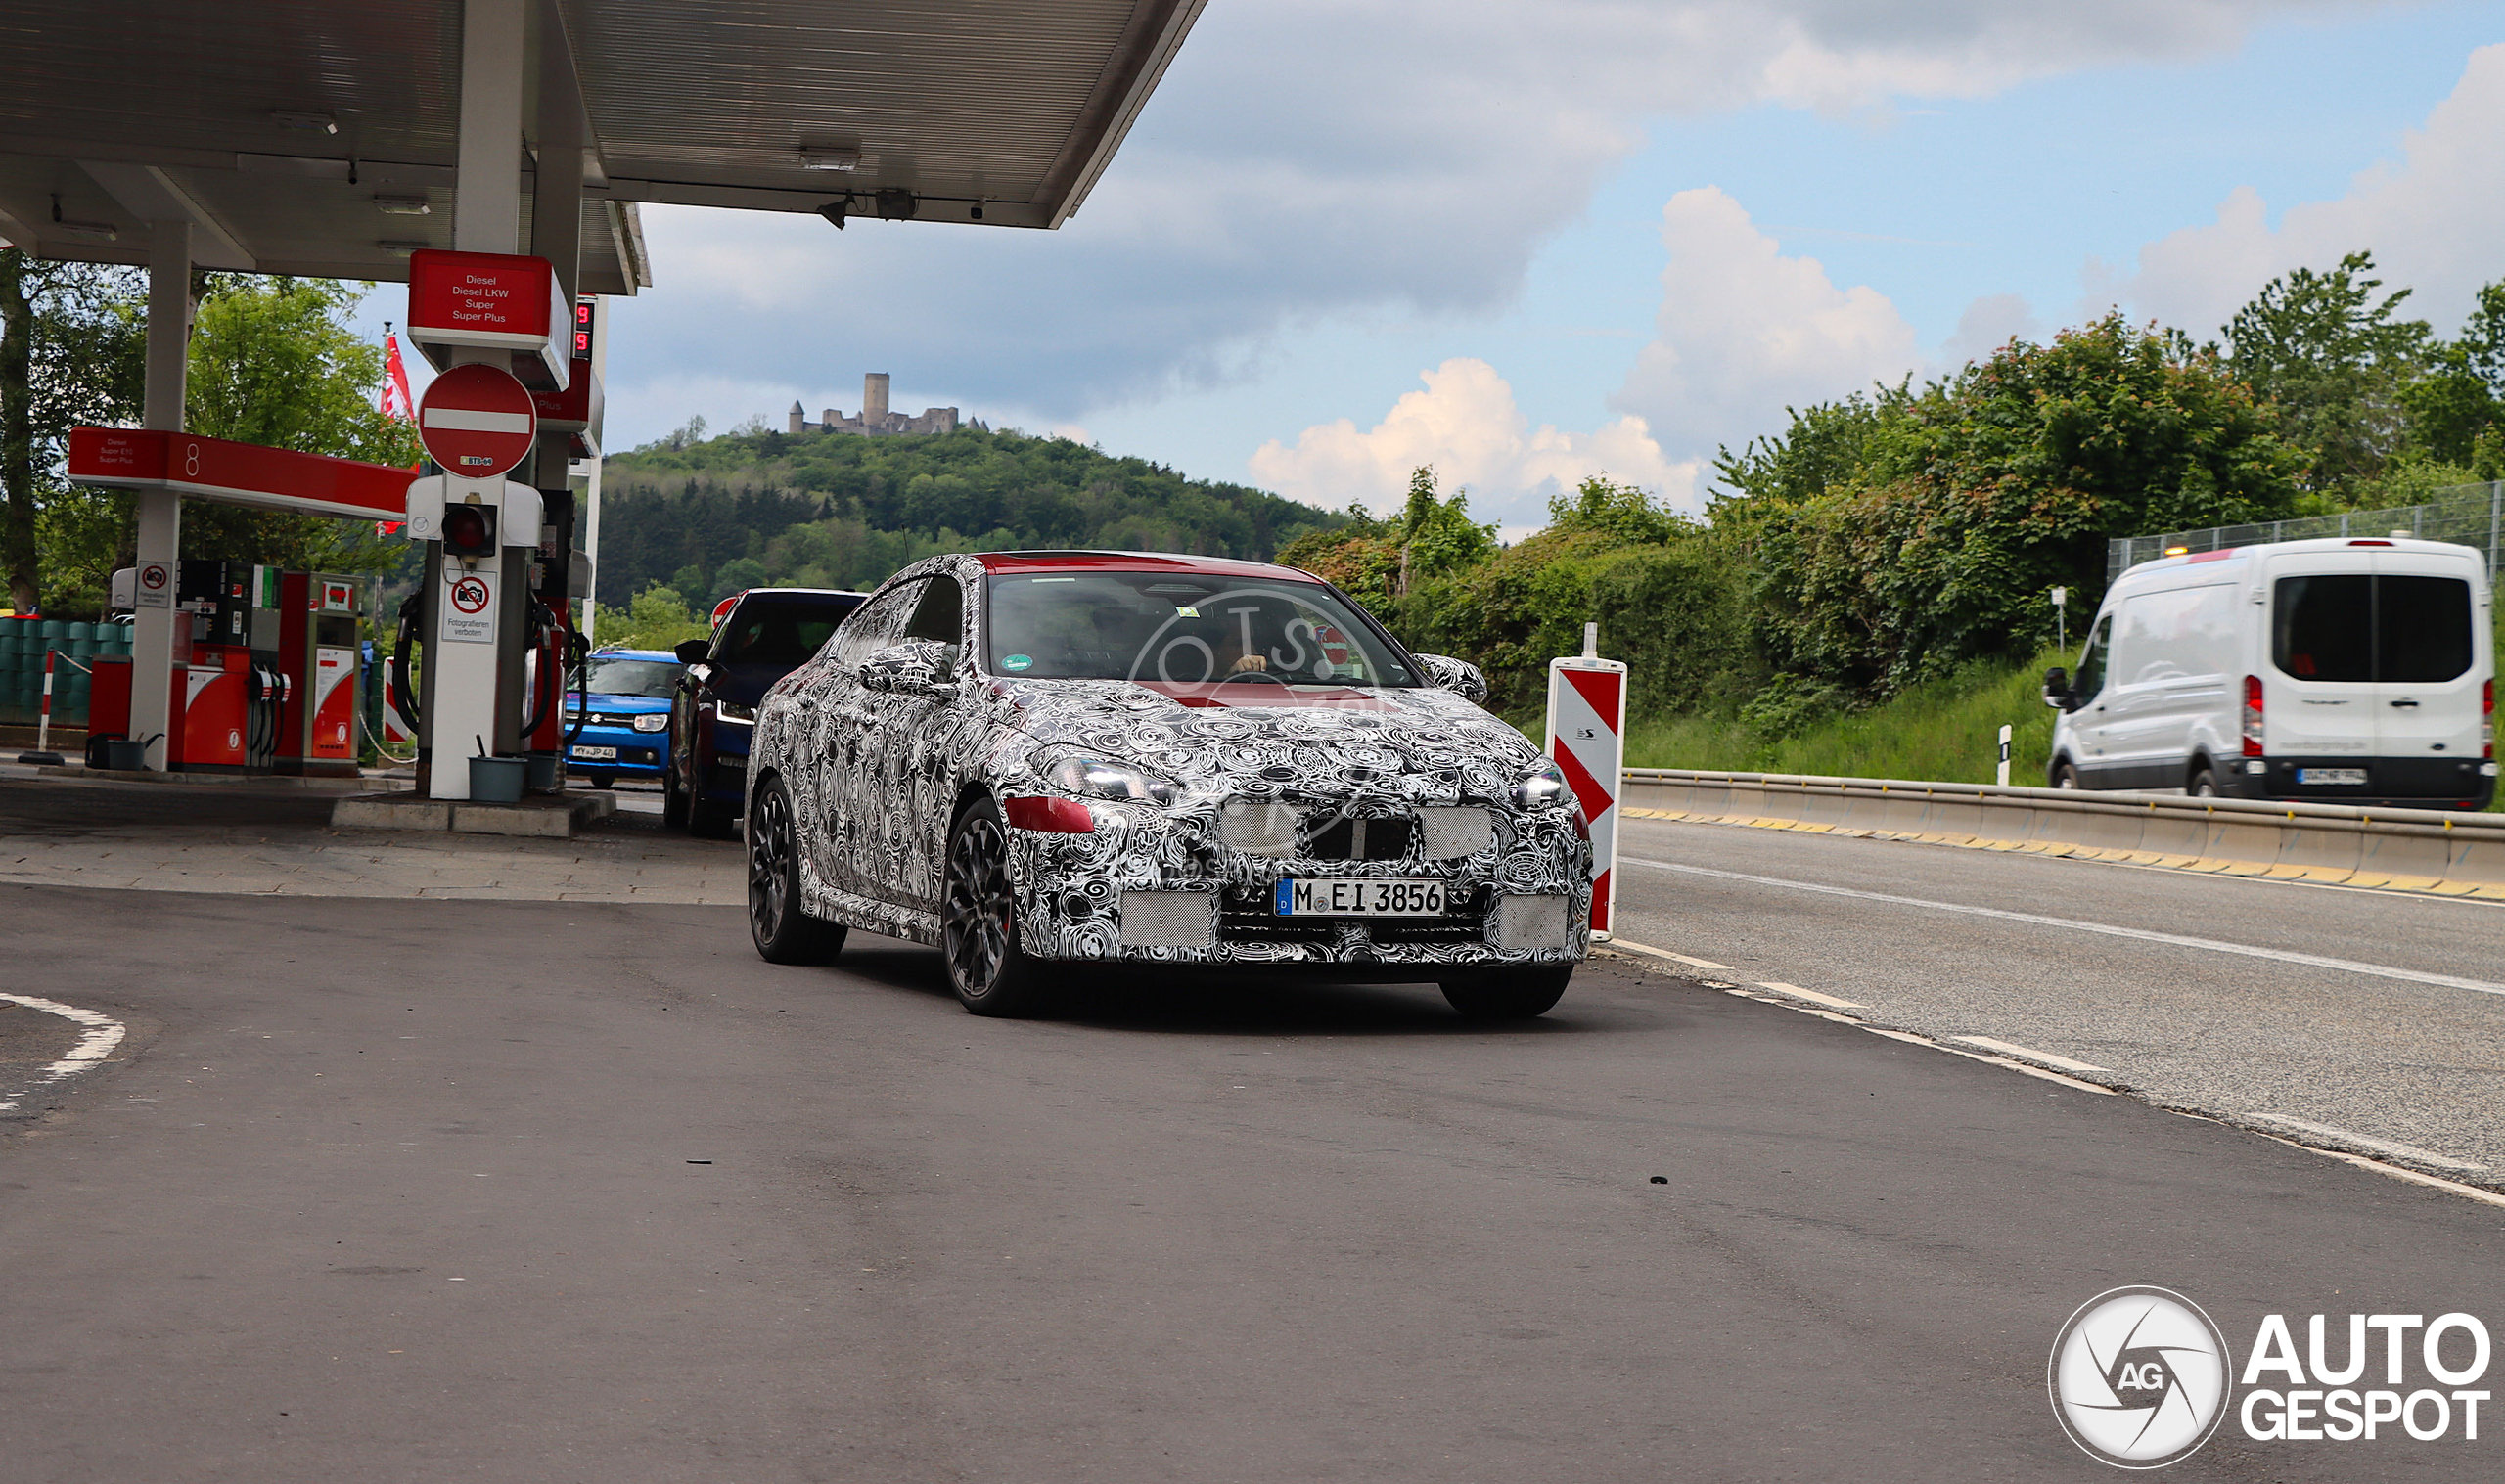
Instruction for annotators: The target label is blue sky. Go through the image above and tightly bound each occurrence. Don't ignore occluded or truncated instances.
[359,1,2505,531]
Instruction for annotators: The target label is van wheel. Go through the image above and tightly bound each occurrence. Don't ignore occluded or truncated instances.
[2189,767,2219,798]
[2052,761,2079,789]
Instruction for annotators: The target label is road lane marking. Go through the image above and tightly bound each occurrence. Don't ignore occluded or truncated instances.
[1953,1036,2108,1073]
[1755,980,1863,1010]
[2246,1113,2486,1171]
[1607,939,1736,973]
[1622,857,2505,1000]
[0,993,128,1112]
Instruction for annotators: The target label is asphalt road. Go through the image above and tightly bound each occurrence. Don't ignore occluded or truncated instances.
[1612,816,2505,1177]
[5,877,2502,1482]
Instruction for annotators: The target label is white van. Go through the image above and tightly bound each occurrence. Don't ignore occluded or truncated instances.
[2043,537,2495,809]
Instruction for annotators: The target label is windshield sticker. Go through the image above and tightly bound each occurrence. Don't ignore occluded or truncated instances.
[1175,606,1200,617]
[1002,653,1034,671]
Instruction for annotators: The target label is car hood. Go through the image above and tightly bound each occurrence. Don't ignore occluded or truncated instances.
[570,691,670,713]
[994,677,1541,805]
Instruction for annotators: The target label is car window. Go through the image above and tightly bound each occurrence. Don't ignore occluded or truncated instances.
[581,657,679,698]
[834,579,925,667]
[2378,575,2472,684]
[2274,575,2372,681]
[2072,616,2110,703]
[983,571,1417,686]
[718,600,849,667]
[901,575,963,650]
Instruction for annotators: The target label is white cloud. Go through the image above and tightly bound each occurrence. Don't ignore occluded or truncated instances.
[1610,187,1922,450]
[1247,357,1697,527]
[2119,42,2505,335]
[608,1,2355,444]
[1938,292,2041,370]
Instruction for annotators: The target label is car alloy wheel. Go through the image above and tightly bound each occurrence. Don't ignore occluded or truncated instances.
[748,775,844,964]
[941,797,1050,1015]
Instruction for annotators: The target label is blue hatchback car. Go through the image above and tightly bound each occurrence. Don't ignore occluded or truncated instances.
[563,648,683,787]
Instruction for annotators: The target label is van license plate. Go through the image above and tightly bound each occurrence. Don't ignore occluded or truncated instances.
[1275,878,1445,916]
[570,745,617,761]
[2298,767,2366,786]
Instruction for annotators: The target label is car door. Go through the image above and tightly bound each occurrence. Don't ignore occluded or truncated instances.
[866,574,968,911]
[810,579,923,896]
[2066,614,2117,782]
[2100,592,2184,788]
[2368,549,2483,774]
[2263,553,2377,767]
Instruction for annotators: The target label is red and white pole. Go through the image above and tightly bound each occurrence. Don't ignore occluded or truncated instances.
[16,647,68,767]
[1546,622,1626,940]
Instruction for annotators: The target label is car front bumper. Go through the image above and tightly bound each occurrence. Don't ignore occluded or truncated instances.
[565,725,666,777]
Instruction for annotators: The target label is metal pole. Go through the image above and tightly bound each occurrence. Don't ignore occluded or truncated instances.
[13,648,66,765]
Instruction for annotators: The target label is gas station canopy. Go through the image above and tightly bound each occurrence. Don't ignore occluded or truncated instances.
[0,0,1208,289]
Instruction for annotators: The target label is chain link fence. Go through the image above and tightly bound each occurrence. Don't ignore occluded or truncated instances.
[2108,480,2505,584]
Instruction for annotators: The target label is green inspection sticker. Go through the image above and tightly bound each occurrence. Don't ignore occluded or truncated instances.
[1002,653,1033,671]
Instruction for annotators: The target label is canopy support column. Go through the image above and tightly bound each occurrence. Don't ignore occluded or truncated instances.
[128,220,188,770]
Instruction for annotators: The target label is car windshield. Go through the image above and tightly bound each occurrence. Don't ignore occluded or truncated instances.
[579,657,679,698]
[719,600,851,666]
[984,571,1417,687]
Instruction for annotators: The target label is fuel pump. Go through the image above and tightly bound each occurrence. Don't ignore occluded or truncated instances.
[403,475,545,799]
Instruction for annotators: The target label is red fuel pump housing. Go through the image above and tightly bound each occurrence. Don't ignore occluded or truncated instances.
[269,571,362,776]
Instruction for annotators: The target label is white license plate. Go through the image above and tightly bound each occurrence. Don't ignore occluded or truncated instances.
[1274,877,1445,916]
[2298,767,2367,786]
[570,744,618,761]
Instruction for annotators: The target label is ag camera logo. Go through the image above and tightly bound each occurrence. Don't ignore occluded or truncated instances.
[2049,1286,2232,1468]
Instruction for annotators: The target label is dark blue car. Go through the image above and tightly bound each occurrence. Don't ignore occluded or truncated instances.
[666,588,866,836]
[563,648,683,788]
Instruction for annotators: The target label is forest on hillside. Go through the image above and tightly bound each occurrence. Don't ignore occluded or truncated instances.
[591,424,1341,609]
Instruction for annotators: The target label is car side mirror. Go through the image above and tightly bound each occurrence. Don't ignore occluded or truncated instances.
[1411,652,1489,704]
[859,640,957,698]
[2041,666,2069,709]
[672,639,710,665]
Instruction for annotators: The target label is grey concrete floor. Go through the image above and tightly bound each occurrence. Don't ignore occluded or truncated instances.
[4,884,2501,1482]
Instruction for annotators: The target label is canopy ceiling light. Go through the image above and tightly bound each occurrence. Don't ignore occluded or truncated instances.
[797,147,859,172]
[374,196,431,215]
[269,110,338,134]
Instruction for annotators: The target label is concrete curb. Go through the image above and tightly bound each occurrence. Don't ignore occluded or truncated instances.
[333,790,616,838]
[1620,770,2505,899]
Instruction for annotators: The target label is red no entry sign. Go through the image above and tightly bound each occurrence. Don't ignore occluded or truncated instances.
[418,363,537,477]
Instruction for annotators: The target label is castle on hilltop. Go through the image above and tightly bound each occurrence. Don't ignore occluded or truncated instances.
[789,373,978,437]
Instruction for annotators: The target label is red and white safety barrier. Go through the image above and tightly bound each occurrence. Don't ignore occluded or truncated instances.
[1546,623,1626,939]
[16,647,91,766]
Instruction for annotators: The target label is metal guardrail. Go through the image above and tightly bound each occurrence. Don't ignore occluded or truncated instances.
[1619,769,2505,898]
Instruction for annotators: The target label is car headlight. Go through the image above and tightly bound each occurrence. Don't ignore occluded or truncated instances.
[632,713,668,734]
[1037,748,1179,806]
[712,700,755,724]
[1513,755,1571,809]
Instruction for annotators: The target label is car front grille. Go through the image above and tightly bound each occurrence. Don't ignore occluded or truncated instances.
[1301,814,1414,862]
[1214,885,1491,947]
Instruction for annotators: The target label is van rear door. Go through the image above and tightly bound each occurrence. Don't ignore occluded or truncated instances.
[2371,548,2482,766]
[2264,552,2377,768]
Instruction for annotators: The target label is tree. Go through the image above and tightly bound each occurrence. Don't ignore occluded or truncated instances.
[178,276,421,576]
[1390,466,1496,594]
[2400,280,2505,476]
[2223,251,2431,499]
[0,251,146,613]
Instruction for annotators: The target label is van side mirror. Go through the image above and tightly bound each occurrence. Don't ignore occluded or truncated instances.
[2041,666,2070,710]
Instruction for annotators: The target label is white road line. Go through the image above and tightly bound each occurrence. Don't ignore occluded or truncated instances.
[2246,1113,2487,1172]
[1608,939,1736,973]
[0,993,127,1112]
[1623,857,2505,1000]
[1953,1036,2108,1074]
[1755,981,1864,1010]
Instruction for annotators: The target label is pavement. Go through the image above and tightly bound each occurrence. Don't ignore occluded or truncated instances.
[2,776,2500,1480]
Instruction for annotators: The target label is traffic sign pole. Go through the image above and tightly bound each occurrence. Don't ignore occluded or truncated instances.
[1546,622,1628,942]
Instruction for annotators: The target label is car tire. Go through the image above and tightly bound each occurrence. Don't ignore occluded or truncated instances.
[1441,966,1571,1020]
[662,758,689,828]
[586,772,616,790]
[941,795,1054,1017]
[2052,760,2079,789]
[749,774,845,965]
[2189,766,2219,798]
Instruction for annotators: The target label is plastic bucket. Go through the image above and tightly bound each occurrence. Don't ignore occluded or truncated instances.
[524,751,562,792]
[104,739,150,770]
[468,754,528,803]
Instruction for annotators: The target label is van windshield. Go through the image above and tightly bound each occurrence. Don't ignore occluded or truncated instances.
[2273,574,2472,683]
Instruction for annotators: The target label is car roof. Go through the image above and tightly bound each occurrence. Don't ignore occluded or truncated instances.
[974,550,1314,581]
[588,648,681,662]
[729,587,870,603]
